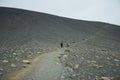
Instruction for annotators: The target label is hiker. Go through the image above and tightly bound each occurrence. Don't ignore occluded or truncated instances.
[60,42,63,48]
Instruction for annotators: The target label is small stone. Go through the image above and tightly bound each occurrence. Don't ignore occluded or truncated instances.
[72,74,76,77]
[106,57,110,60]
[22,65,27,68]
[114,59,119,62]
[95,76,99,80]
[11,63,17,68]
[100,77,110,80]
[0,68,3,71]
[96,56,99,58]
[58,55,62,59]
[0,72,3,76]
[63,55,67,59]
[87,60,97,65]
[65,67,73,72]
[81,57,84,59]
[91,60,97,64]
[13,53,17,55]
[56,62,59,65]
[65,49,70,52]
[27,55,32,59]
[98,65,103,68]
[15,57,20,61]
[61,75,65,79]
[2,60,8,63]
[73,64,79,69]
[22,60,31,64]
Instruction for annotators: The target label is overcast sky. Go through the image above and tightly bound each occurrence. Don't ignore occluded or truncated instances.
[0,0,120,25]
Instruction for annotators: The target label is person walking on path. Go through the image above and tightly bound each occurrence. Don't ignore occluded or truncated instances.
[60,43,63,48]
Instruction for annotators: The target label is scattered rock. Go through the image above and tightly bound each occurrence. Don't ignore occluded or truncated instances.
[63,55,67,59]
[61,75,65,79]
[13,53,17,56]
[101,49,107,52]
[2,60,8,63]
[106,57,110,60]
[27,55,32,59]
[100,77,111,80]
[86,60,103,68]
[93,64,103,68]
[0,72,3,76]
[72,74,76,77]
[114,59,119,62]
[15,57,20,61]
[11,63,17,68]
[98,65,103,68]
[37,52,41,54]
[21,50,24,53]
[81,57,84,59]
[65,66,73,72]
[58,55,62,59]
[0,68,3,71]
[0,68,3,76]
[91,60,97,64]
[95,76,99,80]
[22,65,27,68]
[65,49,71,53]
[55,62,60,65]
[73,64,79,70]
[87,60,97,64]
[22,60,31,64]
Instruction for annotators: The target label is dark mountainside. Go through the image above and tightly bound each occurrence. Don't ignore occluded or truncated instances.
[0,7,120,80]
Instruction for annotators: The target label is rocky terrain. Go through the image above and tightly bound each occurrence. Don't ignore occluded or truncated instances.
[60,43,120,80]
[0,42,57,80]
[0,7,120,80]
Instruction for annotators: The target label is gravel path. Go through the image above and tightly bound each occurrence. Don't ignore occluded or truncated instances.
[11,48,65,80]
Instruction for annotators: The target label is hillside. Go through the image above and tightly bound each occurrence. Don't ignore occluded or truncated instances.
[0,7,120,80]
[0,7,120,47]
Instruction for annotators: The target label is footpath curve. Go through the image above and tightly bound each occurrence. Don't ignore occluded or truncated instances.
[9,48,65,80]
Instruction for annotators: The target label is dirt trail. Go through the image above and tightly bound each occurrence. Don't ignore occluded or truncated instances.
[13,48,65,80]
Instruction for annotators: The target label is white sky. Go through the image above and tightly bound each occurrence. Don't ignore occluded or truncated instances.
[0,0,120,25]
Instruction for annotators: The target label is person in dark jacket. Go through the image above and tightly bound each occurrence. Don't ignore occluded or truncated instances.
[60,42,63,48]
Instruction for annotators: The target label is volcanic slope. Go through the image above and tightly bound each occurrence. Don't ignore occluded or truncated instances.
[0,7,120,48]
[0,7,120,80]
